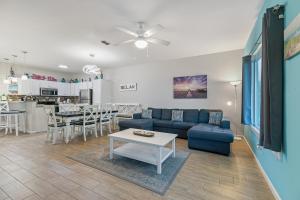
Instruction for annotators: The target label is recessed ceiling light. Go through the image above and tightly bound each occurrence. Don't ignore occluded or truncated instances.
[58,64,68,69]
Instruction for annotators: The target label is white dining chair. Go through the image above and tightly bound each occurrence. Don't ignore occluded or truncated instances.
[0,101,10,135]
[44,105,66,144]
[99,103,112,136]
[74,105,98,142]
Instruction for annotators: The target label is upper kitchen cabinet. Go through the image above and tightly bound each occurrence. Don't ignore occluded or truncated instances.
[57,82,70,96]
[18,79,40,95]
[39,80,57,89]
[70,83,80,96]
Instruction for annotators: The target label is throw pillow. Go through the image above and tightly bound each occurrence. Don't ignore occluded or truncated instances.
[208,111,223,125]
[171,110,183,122]
[141,109,152,119]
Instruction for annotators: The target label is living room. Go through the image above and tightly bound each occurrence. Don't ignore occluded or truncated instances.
[0,0,299,200]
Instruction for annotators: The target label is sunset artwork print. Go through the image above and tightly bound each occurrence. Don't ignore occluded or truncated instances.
[173,75,207,99]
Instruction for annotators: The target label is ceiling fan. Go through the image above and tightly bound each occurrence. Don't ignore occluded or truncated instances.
[114,22,170,49]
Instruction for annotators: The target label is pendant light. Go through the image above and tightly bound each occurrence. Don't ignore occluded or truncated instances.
[10,55,18,83]
[2,58,10,84]
[21,51,29,80]
[3,55,18,84]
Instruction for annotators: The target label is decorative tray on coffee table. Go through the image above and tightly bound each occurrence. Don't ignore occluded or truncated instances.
[133,130,155,137]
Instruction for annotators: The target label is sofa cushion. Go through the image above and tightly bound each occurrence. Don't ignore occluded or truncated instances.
[183,109,199,123]
[208,111,223,125]
[172,110,183,122]
[220,119,230,129]
[141,109,152,119]
[172,122,196,130]
[161,109,172,120]
[133,113,142,119]
[199,109,209,123]
[153,119,174,128]
[199,109,223,123]
[148,108,162,119]
[119,119,153,130]
[188,123,234,143]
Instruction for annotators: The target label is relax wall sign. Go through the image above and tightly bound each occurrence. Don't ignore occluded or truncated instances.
[120,83,137,91]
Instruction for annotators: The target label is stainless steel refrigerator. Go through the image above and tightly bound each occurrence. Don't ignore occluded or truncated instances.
[79,89,93,105]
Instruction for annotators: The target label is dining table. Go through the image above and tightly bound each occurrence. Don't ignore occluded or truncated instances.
[56,110,118,143]
[0,110,26,136]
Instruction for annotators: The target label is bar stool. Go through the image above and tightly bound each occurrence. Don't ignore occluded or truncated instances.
[0,101,10,134]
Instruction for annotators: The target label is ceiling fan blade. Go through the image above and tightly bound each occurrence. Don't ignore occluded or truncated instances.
[146,38,170,46]
[143,24,164,37]
[114,39,136,46]
[115,26,138,37]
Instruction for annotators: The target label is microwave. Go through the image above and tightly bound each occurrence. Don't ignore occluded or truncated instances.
[40,88,58,96]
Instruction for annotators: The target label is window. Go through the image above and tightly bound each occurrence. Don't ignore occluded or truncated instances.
[251,57,262,130]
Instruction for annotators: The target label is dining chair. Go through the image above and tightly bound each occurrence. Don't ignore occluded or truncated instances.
[0,101,10,135]
[74,105,98,142]
[44,105,66,144]
[99,103,112,136]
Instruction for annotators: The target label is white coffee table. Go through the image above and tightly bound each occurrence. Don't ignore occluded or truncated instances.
[108,128,177,174]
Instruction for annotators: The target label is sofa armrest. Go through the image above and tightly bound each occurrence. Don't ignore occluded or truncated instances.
[133,113,142,119]
[220,118,230,129]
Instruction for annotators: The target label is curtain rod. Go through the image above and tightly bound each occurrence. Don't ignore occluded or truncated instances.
[248,4,285,56]
[249,33,262,55]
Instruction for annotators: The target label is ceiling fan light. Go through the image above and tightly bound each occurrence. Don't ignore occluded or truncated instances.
[134,39,148,49]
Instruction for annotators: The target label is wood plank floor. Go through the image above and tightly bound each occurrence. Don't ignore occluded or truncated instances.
[0,131,275,200]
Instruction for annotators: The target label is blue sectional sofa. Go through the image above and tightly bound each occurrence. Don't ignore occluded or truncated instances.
[118,108,234,155]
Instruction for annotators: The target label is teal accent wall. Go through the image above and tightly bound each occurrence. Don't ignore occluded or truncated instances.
[244,0,300,199]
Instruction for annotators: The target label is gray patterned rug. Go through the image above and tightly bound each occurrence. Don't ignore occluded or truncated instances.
[68,149,190,195]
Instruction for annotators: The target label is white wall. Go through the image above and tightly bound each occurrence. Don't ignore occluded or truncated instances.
[104,49,243,134]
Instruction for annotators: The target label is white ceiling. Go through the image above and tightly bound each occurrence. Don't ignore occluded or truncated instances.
[0,0,262,72]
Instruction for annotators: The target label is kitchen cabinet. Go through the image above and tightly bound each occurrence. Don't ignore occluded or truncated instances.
[70,83,80,96]
[57,82,70,96]
[92,79,112,105]
[8,101,48,133]
[8,79,111,99]
[18,79,40,95]
[39,80,57,89]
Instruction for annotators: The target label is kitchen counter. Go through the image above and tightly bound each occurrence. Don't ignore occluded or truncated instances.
[8,101,48,133]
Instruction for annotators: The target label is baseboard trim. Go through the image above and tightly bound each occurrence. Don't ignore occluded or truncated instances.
[243,136,281,200]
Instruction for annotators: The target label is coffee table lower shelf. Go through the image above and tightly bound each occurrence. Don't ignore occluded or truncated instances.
[111,143,174,174]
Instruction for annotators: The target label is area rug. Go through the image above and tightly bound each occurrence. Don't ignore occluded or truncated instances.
[68,149,190,195]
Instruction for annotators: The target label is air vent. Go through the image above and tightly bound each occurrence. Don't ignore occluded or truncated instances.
[101,40,110,45]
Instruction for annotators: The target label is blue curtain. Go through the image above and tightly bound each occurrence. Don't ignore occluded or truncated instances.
[259,6,284,152]
[241,55,252,125]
